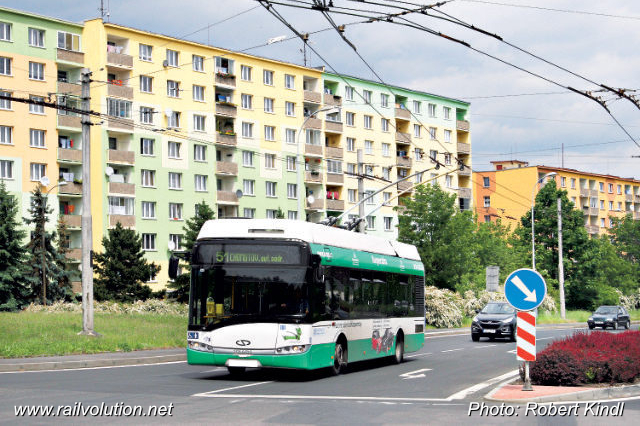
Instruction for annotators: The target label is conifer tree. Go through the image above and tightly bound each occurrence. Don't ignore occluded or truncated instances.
[0,181,33,311]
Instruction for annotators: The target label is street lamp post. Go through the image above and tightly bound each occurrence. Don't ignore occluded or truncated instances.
[531,172,557,270]
[39,178,67,306]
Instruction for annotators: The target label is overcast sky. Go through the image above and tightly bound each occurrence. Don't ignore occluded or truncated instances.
[6,0,640,179]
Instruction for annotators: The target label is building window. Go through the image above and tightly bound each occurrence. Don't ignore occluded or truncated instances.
[365,190,375,205]
[263,70,274,85]
[444,153,452,165]
[0,22,12,41]
[108,197,134,215]
[169,203,183,220]
[443,107,451,120]
[169,234,183,250]
[243,179,255,196]
[215,56,234,74]
[347,163,356,175]
[608,183,613,193]
[346,137,355,152]
[413,101,421,114]
[142,234,156,251]
[192,55,204,72]
[483,176,490,187]
[107,98,132,118]
[194,145,206,162]
[241,65,252,81]
[327,160,342,174]
[0,57,11,76]
[383,167,390,180]
[29,95,45,114]
[382,143,390,157]
[363,90,372,104]
[346,112,355,126]
[348,189,357,203]
[140,107,154,124]
[445,175,453,188]
[365,140,373,154]
[192,85,205,101]
[366,216,375,230]
[264,97,274,113]
[560,176,566,187]
[167,80,180,97]
[428,103,436,117]
[28,28,45,47]
[241,122,253,138]
[287,183,297,199]
[285,128,296,144]
[241,93,252,109]
[288,211,297,220]
[484,196,490,208]
[266,181,276,197]
[141,202,156,219]
[286,156,296,171]
[0,90,11,109]
[285,74,295,89]
[484,215,491,223]
[168,141,181,159]
[429,127,437,140]
[600,199,604,209]
[56,31,79,51]
[0,160,13,179]
[364,115,372,129]
[0,125,12,144]
[242,151,254,167]
[168,172,182,189]
[243,208,255,218]
[414,124,421,138]
[139,44,152,61]
[29,62,44,80]
[30,129,45,148]
[264,126,275,141]
[30,163,46,181]
[599,182,604,192]
[265,153,276,168]
[140,138,154,156]
[571,178,576,189]
[381,118,389,132]
[345,86,354,101]
[141,169,156,187]
[193,115,206,132]
[166,49,179,67]
[600,218,605,228]
[383,192,391,205]
[429,150,437,161]
[265,209,278,219]
[384,217,392,231]
[617,184,622,194]
[444,129,452,143]
[609,201,613,210]
[381,93,389,108]
[285,101,295,116]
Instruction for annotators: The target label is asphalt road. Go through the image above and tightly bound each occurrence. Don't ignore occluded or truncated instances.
[2,327,639,425]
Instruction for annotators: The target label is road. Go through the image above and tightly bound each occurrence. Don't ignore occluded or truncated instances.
[1,327,638,425]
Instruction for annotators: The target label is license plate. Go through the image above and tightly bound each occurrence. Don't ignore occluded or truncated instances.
[227,359,261,368]
[595,322,603,324]
[483,329,496,334]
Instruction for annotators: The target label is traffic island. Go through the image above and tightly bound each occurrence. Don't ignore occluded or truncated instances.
[485,379,640,403]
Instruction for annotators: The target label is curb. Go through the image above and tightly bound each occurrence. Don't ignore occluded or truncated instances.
[0,353,186,373]
[485,378,640,403]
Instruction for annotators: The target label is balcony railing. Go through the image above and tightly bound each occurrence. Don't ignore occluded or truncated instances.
[304,90,322,103]
[305,144,323,157]
[325,120,343,134]
[107,117,134,132]
[59,182,82,195]
[458,187,472,199]
[625,194,633,202]
[457,142,471,154]
[216,132,237,146]
[456,120,470,132]
[215,161,238,175]
[58,114,81,129]
[61,214,81,228]
[215,73,236,87]
[326,199,344,211]
[303,117,322,130]
[325,146,343,159]
[305,171,322,183]
[57,81,82,96]
[215,102,237,117]
[217,190,239,204]
[326,173,344,184]
[395,132,411,144]
[306,198,324,210]
[107,51,133,68]
[458,168,471,177]
[323,93,342,106]
[66,248,82,261]
[107,84,134,99]
[395,107,411,120]
[109,214,135,228]
[108,182,135,195]
[396,156,412,168]
[107,149,135,165]
[582,206,599,216]
[58,148,82,163]
[397,180,412,192]
[56,48,84,64]
[585,225,600,234]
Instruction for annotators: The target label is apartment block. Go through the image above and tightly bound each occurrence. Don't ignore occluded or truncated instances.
[474,161,640,235]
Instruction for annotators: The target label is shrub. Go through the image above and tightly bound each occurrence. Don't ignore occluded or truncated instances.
[528,331,640,386]
[24,300,188,316]
[424,286,463,328]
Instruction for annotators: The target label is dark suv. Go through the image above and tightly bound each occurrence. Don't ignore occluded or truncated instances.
[471,302,517,342]
[587,305,631,330]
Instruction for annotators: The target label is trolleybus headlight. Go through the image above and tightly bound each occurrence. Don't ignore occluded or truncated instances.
[188,340,210,352]
[276,345,308,353]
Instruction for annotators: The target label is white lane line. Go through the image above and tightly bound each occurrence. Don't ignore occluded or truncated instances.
[474,345,496,349]
[194,393,451,402]
[0,360,186,374]
[399,368,432,379]
[441,348,464,353]
[405,352,432,359]
[446,369,519,400]
[192,381,274,397]
[537,337,554,341]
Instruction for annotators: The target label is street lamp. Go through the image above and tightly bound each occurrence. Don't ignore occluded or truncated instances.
[296,105,341,220]
[38,176,67,306]
[531,172,557,270]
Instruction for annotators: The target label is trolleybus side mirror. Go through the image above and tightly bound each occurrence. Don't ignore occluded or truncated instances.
[168,256,179,279]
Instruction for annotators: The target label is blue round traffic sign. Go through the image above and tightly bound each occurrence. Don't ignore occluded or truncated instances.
[504,268,547,311]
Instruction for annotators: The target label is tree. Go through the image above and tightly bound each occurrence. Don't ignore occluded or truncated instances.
[610,213,640,265]
[168,201,215,302]
[93,222,160,302]
[55,216,73,296]
[23,184,70,304]
[275,207,285,219]
[0,181,33,311]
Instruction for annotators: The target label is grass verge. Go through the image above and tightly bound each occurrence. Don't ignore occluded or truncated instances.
[0,311,186,358]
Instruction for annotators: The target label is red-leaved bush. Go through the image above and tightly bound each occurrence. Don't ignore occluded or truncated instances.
[527,331,640,386]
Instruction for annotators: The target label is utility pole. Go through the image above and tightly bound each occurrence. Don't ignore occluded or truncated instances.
[558,198,566,320]
[357,149,365,233]
[80,69,97,336]
[40,197,46,306]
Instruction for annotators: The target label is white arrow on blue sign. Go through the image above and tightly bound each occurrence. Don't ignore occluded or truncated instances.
[504,268,547,311]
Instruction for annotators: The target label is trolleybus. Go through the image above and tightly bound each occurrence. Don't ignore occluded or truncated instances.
[170,219,425,375]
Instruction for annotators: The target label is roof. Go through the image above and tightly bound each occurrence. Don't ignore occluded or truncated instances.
[0,6,83,28]
[197,219,421,261]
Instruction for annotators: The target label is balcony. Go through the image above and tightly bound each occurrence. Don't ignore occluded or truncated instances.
[326,173,344,185]
[625,194,633,202]
[397,180,412,192]
[215,102,237,118]
[107,84,134,99]
[58,114,81,129]
[457,142,471,154]
[216,132,237,146]
[458,187,472,199]
[323,93,342,106]
[56,48,84,64]
[107,149,135,165]
[107,51,133,69]
[215,73,236,88]
[582,206,599,217]
[66,248,82,262]
[61,214,81,229]
[58,148,82,163]
[635,212,640,220]
[395,107,411,120]
[107,117,134,132]
[395,132,411,145]
[109,214,135,228]
[303,117,322,130]
[108,182,135,195]
[59,182,82,195]
[326,199,344,211]
[456,120,470,132]
[304,90,322,104]
[306,198,324,210]
[585,225,600,235]
[325,146,343,159]
[305,144,323,157]
[458,168,471,177]
[579,188,595,198]
[57,81,82,96]
[325,120,343,134]
[217,190,239,205]
[305,171,322,183]
[215,161,238,176]
[396,156,412,168]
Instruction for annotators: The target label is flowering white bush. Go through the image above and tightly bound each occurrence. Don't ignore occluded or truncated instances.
[24,300,188,316]
[616,289,640,311]
[424,286,464,328]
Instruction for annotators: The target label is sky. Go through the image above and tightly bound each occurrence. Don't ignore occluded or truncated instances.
[5,0,640,179]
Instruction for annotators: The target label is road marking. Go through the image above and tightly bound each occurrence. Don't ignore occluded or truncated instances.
[193,381,274,397]
[199,367,226,373]
[0,360,186,374]
[399,368,432,379]
[405,352,432,359]
[441,348,464,353]
[193,393,451,402]
[446,369,519,400]
[537,337,554,341]
[507,349,516,354]
[473,345,496,349]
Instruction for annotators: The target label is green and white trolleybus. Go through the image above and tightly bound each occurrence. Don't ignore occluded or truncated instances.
[176,219,425,375]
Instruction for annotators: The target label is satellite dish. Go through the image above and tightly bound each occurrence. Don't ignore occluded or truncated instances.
[39,176,50,187]
[307,195,315,204]
[167,240,176,251]
[164,108,173,117]
[105,166,114,176]
[235,189,243,199]
[77,263,82,272]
